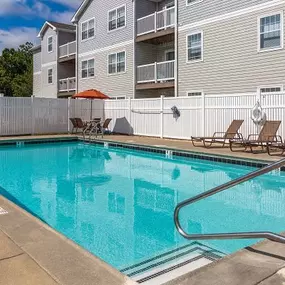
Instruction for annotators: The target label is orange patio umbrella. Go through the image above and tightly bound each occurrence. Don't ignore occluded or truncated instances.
[72,89,110,119]
[72,89,110,100]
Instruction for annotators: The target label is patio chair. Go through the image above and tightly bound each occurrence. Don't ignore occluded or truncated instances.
[69,118,87,134]
[191,120,244,148]
[89,118,112,139]
[266,136,285,156]
[229,120,281,153]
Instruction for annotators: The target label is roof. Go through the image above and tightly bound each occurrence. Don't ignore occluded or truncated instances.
[71,0,91,23]
[31,45,41,52]
[37,21,76,38]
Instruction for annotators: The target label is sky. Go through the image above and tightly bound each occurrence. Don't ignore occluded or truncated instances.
[0,0,82,53]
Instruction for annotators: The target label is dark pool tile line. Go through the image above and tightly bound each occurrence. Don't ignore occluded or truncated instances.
[88,140,276,170]
[0,138,78,147]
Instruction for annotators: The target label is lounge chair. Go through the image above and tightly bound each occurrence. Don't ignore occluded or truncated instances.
[69,118,88,134]
[89,118,112,138]
[229,120,281,153]
[191,120,244,148]
[266,136,285,156]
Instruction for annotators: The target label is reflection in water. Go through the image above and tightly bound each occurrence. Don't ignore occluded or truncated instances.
[0,143,284,269]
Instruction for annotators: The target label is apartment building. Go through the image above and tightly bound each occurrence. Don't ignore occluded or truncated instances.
[33,21,76,98]
[32,0,285,98]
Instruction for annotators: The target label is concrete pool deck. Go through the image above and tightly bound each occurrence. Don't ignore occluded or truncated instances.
[1,134,285,285]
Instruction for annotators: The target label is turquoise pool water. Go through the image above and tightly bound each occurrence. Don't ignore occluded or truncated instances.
[0,142,284,269]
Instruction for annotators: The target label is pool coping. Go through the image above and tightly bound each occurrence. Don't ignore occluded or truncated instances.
[0,195,137,285]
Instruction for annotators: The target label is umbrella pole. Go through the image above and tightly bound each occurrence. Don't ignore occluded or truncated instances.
[90,100,93,120]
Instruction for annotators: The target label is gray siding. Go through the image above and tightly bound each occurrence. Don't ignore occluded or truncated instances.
[178,4,285,95]
[33,50,42,73]
[136,0,156,19]
[41,64,58,98]
[78,43,134,98]
[77,0,134,54]
[136,42,174,65]
[136,88,174,98]
[58,31,76,46]
[33,74,42,97]
[178,0,273,26]
[41,27,57,64]
[58,62,76,79]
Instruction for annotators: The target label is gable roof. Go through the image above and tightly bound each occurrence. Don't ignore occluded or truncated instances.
[71,0,91,23]
[37,21,76,38]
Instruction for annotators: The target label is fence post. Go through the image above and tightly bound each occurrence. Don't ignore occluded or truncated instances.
[202,92,205,136]
[160,95,164,138]
[128,97,132,135]
[31,96,35,135]
[67,97,71,133]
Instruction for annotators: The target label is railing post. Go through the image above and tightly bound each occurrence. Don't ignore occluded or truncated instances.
[160,95,164,138]
[154,11,157,32]
[154,62,157,83]
[67,78,70,92]
[67,43,69,57]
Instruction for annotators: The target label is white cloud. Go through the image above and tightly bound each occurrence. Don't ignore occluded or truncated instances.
[0,0,33,16]
[0,27,39,54]
[47,0,82,9]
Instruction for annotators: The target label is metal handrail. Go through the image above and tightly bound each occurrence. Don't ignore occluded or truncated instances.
[174,158,285,243]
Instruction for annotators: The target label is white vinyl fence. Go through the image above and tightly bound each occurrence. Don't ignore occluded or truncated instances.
[0,97,104,136]
[1,92,285,139]
[105,92,285,139]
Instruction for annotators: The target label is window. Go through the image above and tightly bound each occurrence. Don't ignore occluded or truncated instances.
[47,36,53,53]
[108,193,125,214]
[260,86,282,93]
[187,0,203,5]
[108,5,126,31]
[48,68,53,84]
[259,13,283,51]
[187,91,202,96]
[81,59,95,78]
[81,18,95,41]
[187,32,203,61]
[108,51,126,74]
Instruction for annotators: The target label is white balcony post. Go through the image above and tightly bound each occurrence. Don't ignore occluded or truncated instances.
[67,44,69,57]
[154,11,157,33]
[154,62,157,83]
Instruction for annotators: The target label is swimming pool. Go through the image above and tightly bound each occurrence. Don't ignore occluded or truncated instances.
[0,142,284,280]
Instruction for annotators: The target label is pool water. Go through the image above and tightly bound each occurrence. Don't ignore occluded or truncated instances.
[0,142,284,270]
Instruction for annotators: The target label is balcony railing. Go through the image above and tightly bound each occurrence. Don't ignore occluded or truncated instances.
[137,60,175,84]
[58,77,76,92]
[58,41,76,58]
[137,6,175,36]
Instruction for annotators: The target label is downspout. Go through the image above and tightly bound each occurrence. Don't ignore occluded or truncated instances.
[133,0,136,99]
[174,0,178,97]
[75,23,79,94]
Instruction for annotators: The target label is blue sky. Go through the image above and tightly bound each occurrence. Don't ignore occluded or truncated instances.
[0,0,82,53]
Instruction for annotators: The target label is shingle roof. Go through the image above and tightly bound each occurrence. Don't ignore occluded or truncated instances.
[47,21,76,31]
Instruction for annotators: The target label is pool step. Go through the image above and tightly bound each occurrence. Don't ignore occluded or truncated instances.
[121,242,226,285]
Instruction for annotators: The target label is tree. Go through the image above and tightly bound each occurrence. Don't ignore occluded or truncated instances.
[0,42,33,97]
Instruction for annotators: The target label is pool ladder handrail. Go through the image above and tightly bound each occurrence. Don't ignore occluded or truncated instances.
[174,158,285,243]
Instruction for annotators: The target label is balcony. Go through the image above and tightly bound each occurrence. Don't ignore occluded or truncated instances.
[136,60,175,90]
[136,7,175,44]
[58,77,76,93]
[58,41,76,62]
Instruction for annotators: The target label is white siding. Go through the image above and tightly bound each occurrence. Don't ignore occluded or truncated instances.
[41,27,57,64]
[178,4,285,95]
[41,64,58,98]
[78,42,134,98]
